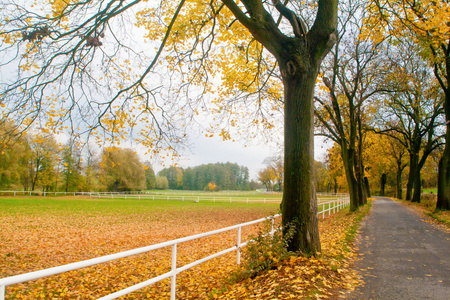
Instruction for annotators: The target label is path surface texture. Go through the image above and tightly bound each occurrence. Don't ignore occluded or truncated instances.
[345,197,450,299]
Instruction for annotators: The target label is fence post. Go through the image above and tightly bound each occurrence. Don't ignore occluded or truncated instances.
[270,217,275,238]
[171,244,177,300]
[1,284,5,300]
[237,227,241,264]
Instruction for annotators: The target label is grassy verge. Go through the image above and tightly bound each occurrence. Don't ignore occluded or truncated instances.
[394,194,450,227]
[212,200,372,299]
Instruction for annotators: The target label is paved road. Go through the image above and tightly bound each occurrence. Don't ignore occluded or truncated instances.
[345,197,450,299]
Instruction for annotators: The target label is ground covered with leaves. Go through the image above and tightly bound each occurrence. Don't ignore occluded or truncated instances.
[1,196,370,299]
[213,202,371,299]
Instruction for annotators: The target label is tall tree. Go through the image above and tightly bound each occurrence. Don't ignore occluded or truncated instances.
[263,156,284,192]
[315,0,383,211]
[375,41,444,203]
[362,0,449,209]
[0,0,338,253]
[99,147,146,192]
[27,131,60,191]
[143,161,157,190]
[0,121,30,189]
[61,141,84,192]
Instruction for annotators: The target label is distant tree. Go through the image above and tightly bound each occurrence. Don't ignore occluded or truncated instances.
[182,167,195,190]
[0,121,30,189]
[155,176,169,190]
[158,166,183,190]
[82,146,101,192]
[315,160,332,193]
[263,156,284,192]
[99,147,146,192]
[207,182,218,192]
[315,0,386,210]
[61,141,84,192]
[375,41,444,203]
[143,161,156,190]
[27,131,60,191]
[363,0,449,209]
[258,168,276,192]
[326,144,347,194]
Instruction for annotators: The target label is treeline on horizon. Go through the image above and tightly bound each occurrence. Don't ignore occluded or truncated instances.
[0,123,259,192]
[157,163,257,191]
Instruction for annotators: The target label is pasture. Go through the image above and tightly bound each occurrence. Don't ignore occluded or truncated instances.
[1,195,280,299]
[0,193,348,299]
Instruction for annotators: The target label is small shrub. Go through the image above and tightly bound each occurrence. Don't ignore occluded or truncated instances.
[420,193,437,211]
[233,219,295,281]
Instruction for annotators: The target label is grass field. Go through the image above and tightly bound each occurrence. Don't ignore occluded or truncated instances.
[0,194,349,299]
[0,196,280,299]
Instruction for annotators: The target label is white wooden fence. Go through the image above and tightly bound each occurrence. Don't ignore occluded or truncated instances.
[0,198,349,300]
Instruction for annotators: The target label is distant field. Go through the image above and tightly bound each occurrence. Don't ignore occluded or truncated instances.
[0,196,279,299]
[0,194,347,299]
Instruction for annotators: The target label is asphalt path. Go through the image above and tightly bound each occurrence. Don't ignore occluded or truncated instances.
[344,197,450,299]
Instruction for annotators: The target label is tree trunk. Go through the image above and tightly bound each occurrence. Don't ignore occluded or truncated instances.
[412,170,422,203]
[437,149,450,210]
[406,152,419,200]
[341,146,359,212]
[334,178,338,194]
[364,176,371,198]
[282,68,321,254]
[437,96,450,209]
[380,173,387,196]
[396,163,403,200]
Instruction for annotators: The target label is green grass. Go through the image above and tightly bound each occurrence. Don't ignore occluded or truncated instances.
[0,195,281,216]
[422,187,437,194]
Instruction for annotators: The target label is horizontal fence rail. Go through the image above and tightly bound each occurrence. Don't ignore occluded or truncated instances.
[0,197,349,300]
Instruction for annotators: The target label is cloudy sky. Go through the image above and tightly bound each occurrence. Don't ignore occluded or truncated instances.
[152,134,331,180]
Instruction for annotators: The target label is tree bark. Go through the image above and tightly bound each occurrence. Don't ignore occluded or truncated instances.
[437,93,450,210]
[406,152,419,200]
[380,173,387,196]
[396,162,404,200]
[282,67,321,254]
[412,170,422,203]
[341,145,359,212]
[364,176,371,198]
[437,149,450,210]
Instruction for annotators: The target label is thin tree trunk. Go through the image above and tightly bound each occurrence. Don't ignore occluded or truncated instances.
[406,153,419,200]
[334,178,338,194]
[380,173,387,196]
[282,69,321,254]
[397,163,403,200]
